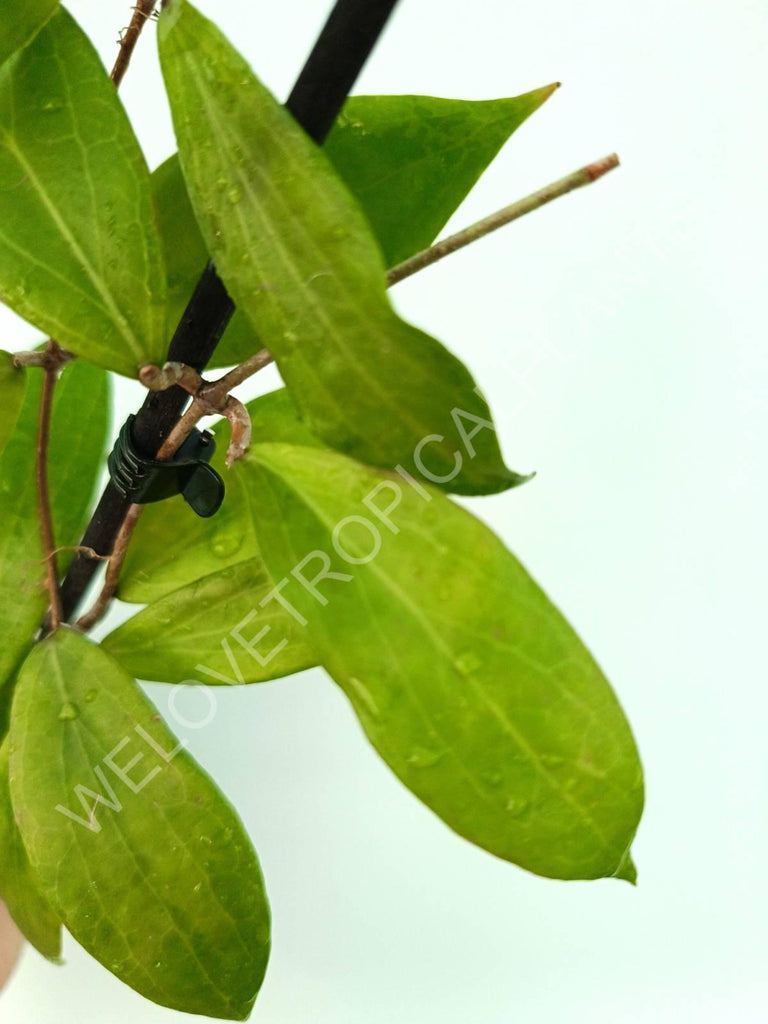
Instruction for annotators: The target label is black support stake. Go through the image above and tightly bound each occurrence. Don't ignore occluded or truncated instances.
[58,0,401,622]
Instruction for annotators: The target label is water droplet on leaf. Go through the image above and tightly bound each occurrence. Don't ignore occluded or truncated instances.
[455,650,482,675]
[541,753,564,767]
[407,746,444,768]
[505,797,529,817]
[58,702,79,721]
[211,530,242,559]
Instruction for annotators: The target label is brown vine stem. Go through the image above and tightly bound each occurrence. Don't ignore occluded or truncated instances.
[48,546,110,562]
[75,504,143,631]
[72,156,617,630]
[110,2,159,88]
[37,2,155,635]
[152,347,273,461]
[75,348,273,631]
[36,340,64,630]
[386,154,620,287]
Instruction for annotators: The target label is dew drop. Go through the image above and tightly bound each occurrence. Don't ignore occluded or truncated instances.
[455,650,482,676]
[84,689,98,703]
[211,530,242,559]
[483,770,504,787]
[505,797,530,817]
[58,702,79,721]
[407,746,443,769]
[226,185,242,204]
[541,753,564,767]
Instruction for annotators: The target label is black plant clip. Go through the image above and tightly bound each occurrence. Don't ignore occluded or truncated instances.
[108,414,224,518]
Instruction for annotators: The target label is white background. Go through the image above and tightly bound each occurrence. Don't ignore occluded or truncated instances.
[2,0,767,1021]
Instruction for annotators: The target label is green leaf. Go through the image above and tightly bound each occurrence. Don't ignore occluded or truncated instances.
[9,628,270,1019]
[0,350,25,458]
[0,0,57,68]
[152,85,556,369]
[0,739,61,959]
[238,442,644,880]
[150,151,223,358]
[117,470,255,606]
[0,360,109,706]
[325,89,558,268]
[158,0,523,495]
[103,558,316,685]
[117,389,318,604]
[0,8,166,377]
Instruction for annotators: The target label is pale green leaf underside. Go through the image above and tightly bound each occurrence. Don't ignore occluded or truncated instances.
[0,9,166,377]
[0,0,58,68]
[0,350,25,459]
[0,740,61,959]
[0,360,109,708]
[152,85,556,370]
[158,0,523,495]
[238,442,644,880]
[117,389,318,604]
[9,629,270,1019]
[104,558,316,685]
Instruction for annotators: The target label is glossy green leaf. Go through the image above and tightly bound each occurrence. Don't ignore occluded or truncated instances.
[152,84,556,368]
[0,350,24,458]
[0,0,57,68]
[238,442,644,880]
[325,89,558,268]
[158,0,523,495]
[0,740,61,959]
[0,9,166,377]
[117,471,255,606]
[150,152,229,361]
[9,628,270,1019]
[0,360,109,703]
[117,389,318,604]
[104,558,316,685]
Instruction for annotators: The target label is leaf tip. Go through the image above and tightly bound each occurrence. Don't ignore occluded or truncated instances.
[532,81,561,106]
[613,851,638,886]
[514,469,537,487]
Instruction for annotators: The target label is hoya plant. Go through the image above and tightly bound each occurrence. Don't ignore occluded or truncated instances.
[0,0,643,1018]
